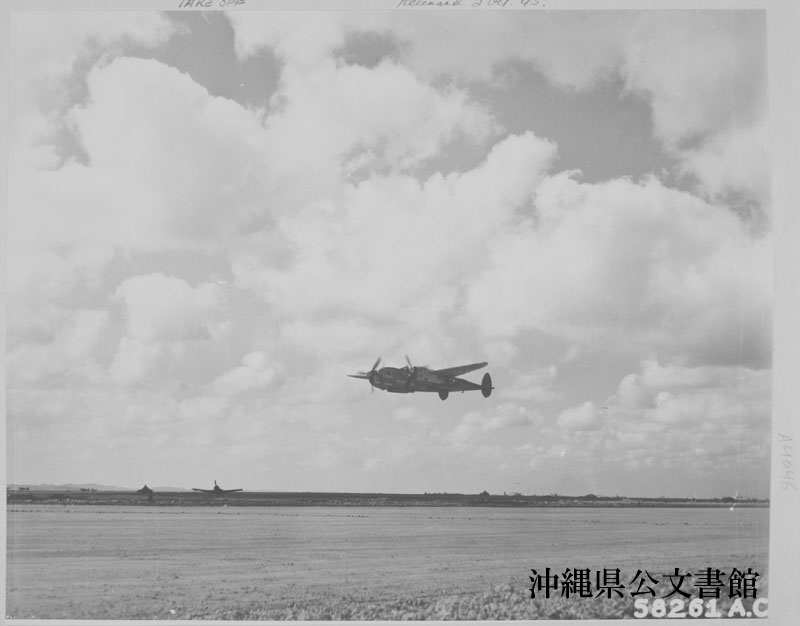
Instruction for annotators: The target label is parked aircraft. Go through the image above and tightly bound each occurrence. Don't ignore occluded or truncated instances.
[192,480,243,495]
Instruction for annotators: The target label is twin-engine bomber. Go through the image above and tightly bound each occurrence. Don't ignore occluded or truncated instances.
[348,356,493,401]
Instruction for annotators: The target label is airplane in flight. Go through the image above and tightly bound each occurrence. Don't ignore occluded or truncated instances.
[348,356,493,401]
[192,480,243,495]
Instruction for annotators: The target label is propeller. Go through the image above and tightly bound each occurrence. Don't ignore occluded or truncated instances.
[404,355,426,374]
[404,355,429,391]
[348,357,382,392]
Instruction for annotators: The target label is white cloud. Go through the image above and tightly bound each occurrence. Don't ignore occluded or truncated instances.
[558,401,601,433]
[342,11,767,203]
[10,11,177,124]
[105,274,234,386]
[364,12,627,89]
[8,309,109,384]
[108,337,161,386]
[595,359,770,490]
[617,373,650,410]
[639,359,724,389]
[69,57,270,251]
[227,12,351,69]
[485,403,544,431]
[232,131,556,326]
[618,13,767,203]
[392,405,426,423]
[178,395,231,424]
[467,174,771,367]
[501,365,558,402]
[447,404,542,444]
[678,123,770,203]
[612,360,770,426]
[8,54,271,332]
[213,351,278,396]
[259,60,498,211]
[228,11,768,210]
[114,273,223,343]
[620,13,764,149]
[8,12,178,193]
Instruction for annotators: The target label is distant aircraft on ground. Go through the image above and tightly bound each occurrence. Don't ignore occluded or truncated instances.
[192,480,243,495]
[348,356,493,400]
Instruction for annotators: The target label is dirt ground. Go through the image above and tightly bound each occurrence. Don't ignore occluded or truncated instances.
[6,505,769,620]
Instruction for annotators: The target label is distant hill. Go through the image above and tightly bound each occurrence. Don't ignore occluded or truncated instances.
[7,483,190,492]
[7,483,133,492]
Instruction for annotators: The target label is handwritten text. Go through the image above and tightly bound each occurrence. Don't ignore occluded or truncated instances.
[177,0,246,9]
[397,0,545,8]
[779,433,795,490]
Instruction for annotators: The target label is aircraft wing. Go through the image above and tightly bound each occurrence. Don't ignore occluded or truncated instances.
[438,378,482,393]
[222,489,244,493]
[433,362,488,379]
[192,488,212,493]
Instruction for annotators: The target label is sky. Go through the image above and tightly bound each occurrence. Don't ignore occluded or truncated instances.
[5,6,773,498]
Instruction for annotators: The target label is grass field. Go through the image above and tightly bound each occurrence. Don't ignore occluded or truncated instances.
[6,505,769,620]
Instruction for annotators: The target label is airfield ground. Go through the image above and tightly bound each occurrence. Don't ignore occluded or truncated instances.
[7,502,769,620]
[5,489,767,508]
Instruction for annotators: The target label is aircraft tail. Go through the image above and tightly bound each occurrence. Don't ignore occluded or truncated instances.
[481,372,493,398]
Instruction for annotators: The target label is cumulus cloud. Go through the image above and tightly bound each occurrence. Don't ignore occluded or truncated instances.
[467,174,771,367]
[232,131,556,329]
[273,11,767,204]
[501,366,559,402]
[228,11,353,69]
[611,360,770,426]
[677,123,770,203]
[8,54,271,345]
[8,309,109,383]
[596,359,770,487]
[9,12,177,166]
[6,10,770,497]
[213,351,278,396]
[558,401,602,433]
[114,274,223,342]
[618,13,767,205]
[105,274,233,385]
[69,57,270,251]
[619,13,765,146]
[447,404,543,444]
[108,336,162,386]
[258,62,498,216]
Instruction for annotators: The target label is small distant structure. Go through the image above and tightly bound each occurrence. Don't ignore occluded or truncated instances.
[80,488,98,492]
[479,490,490,496]
[137,484,154,502]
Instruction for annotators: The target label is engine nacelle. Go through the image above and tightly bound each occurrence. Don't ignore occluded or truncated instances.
[438,390,449,401]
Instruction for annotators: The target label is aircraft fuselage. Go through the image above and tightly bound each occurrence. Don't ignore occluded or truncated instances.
[371,366,484,394]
